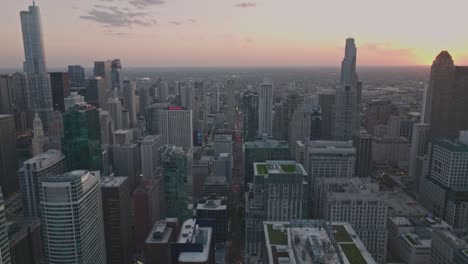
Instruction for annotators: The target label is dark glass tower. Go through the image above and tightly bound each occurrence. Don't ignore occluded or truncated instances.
[242,90,259,141]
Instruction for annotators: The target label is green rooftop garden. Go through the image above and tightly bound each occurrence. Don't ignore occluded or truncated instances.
[280,164,297,173]
[267,224,288,245]
[404,235,419,246]
[256,164,268,174]
[333,225,353,242]
[340,243,367,264]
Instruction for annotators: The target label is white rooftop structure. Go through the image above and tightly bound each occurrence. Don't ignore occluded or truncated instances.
[177,219,213,263]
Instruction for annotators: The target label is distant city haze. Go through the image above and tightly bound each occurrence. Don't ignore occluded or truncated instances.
[1,0,468,67]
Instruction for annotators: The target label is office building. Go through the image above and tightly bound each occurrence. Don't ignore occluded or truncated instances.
[213,153,232,182]
[258,80,273,136]
[49,72,69,112]
[18,149,66,217]
[141,135,162,179]
[86,77,107,110]
[161,145,192,221]
[39,170,106,264]
[112,143,141,187]
[0,75,12,114]
[156,78,169,102]
[94,60,112,93]
[6,73,33,132]
[31,113,49,156]
[372,137,410,165]
[430,229,468,264]
[244,137,290,184]
[262,220,376,264]
[133,178,165,251]
[144,102,169,134]
[7,217,44,264]
[180,82,194,110]
[47,110,63,150]
[210,84,220,113]
[334,38,361,140]
[0,115,18,197]
[62,104,102,171]
[419,132,468,228]
[143,219,179,264]
[158,107,193,149]
[353,130,373,177]
[426,51,468,139]
[122,80,138,128]
[203,176,229,198]
[289,99,322,154]
[245,161,308,257]
[365,100,395,135]
[110,59,122,91]
[107,94,123,131]
[196,197,228,243]
[213,134,232,157]
[409,123,429,187]
[64,91,85,110]
[68,65,85,87]
[173,219,214,264]
[20,3,53,132]
[242,90,259,141]
[0,189,10,264]
[318,93,335,140]
[226,79,236,129]
[101,177,133,264]
[114,129,133,145]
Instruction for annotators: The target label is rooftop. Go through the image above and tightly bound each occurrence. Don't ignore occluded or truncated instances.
[177,219,212,263]
[145,220,173,244]
[21,149,64,170]
[141,134,161,144]
[196,198,227,210]
[244,137,289,149]
[305,140,356,155]
[263,220,376,264]
[254,160,307,176]
[100,176,128,188]
[204,176,228,186]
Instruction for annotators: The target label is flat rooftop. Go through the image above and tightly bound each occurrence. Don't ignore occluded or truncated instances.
[264,220,376,264]
[100,176,128,188]
[145,220,173,244]
[21,149,64,169]
[389,216,450,229]
[196,198,227,210]
[244,137,289,149]
[254,160,307,176]
[177,219,212,263]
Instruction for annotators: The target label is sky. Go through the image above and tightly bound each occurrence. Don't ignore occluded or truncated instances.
[1,0,468,68]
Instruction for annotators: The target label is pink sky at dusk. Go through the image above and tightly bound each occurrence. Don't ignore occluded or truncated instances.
[1,0,468,68]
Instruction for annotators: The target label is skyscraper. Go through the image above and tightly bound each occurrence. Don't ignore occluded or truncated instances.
[8,73,33,132]
[107,93,123,131]
[86,77,107,110]
[62,104,102,171]
[18,149,66,218]
[94,60,112,93]
[158,107,193,149]
[0,115,18,197]
[110,59,122,92]
[101,177,133,264]
[334,38,361,140]
[141,135,162,180]
[226,79,236,129]
[112,143,141,187]
[258,80,273,136]
[0,189,10,264]
[426,51,468,139]
[210,84,220,113]
[180,83,194,110]
[0,75,13,115]
[39,170,106,264]
[353,130,373,177]
[20,3,53,132]
[49,72,70,112]
[68,65,85,87]
[31,113,49,156]
[122,80,138,128]
[242,90,259,141]
[161,145,192,221]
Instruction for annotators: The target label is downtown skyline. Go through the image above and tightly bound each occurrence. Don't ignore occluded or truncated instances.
[1,0,468,68]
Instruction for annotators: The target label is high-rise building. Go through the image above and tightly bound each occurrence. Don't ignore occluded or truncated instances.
[94,60,112,93]
[0,75,13,115]
[213,153,232,182]
[409,123,429,187]
[7,217,44,264]
[18,149,66,217]
[112,143,141,187]
[365,100,395,135]
[31,113,49,156]
[318,93,335,140]
[430,229,468,264]
[101,177,133,264]
[86,77,107,110]
[64,92,85,110]
[68,65,85,87]
[426,51,468,139]
[39,170,106,264]
[194,81,205,101]
[156,79,169,102]
[47,110,63,150]
[143,219,179,264]
[107,93,122,131]
[419,131,468,228]
[172,219,214,264]
[144,102,169,134]
[334,38,361,140]
[62,104,102,171]
[245,161,308,256]
[158,107,193,149]
[195,197,228,243]
[122,80,138,128]
[242,90,259,141]
[161,145,192,221]
[7,73,33,132]
[289,98,322,155]
[372,137,410,164]
[20,3,53,133]
[141,135,162,180]
[210,84,220,113]
[110,59,122,92]
[258,80,273,136]
[244,137,290,184]
[226,79,236,129]
[0,189,11,264]
[0,115,18,197]
[353,130,373,177]
[180,83,194,110]
[203,176,229,198]
[49,72,70,112]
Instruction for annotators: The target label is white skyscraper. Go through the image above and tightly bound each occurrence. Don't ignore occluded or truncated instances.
[258,80,273,136]
[158,107,193,149]
[141,135,162,179]
[108,93,123,131]
[39,170,106,264]
[20,3,53,132]
[334,38,361,140]
[123,80,138,128]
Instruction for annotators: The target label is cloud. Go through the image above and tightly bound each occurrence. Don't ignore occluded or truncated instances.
[80,5,157,28]
[235,2,256,8]
[129,0,165,9]
[188,19,197,23]
[170,21,182,26]
[360,42,414,57]
[103,29,129,37]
